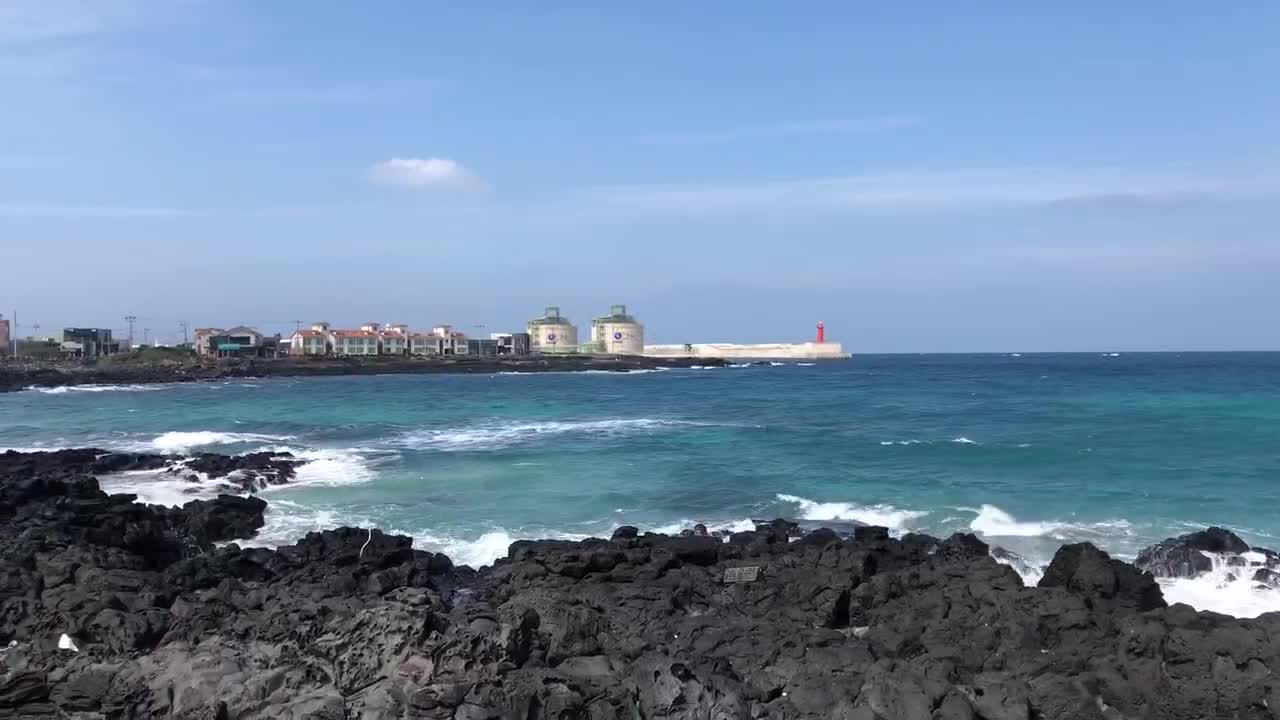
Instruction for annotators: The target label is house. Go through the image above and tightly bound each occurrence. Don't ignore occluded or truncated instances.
[491,332,531,355]
[380,324,409,356]
[333,330,380,356]
[409,334,440,356]
[192,328,223,357]
[290,329,330,356]
[198,326,276,357]
[432,326,469,355]
[60,328,119,358]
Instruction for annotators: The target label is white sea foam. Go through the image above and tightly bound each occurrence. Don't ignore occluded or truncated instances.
[257,446,376,489]
[969,504,1063,537]
[26,384,163,395]
[951,437,979,445]
[880,439,929,446]
[149,431,295,453]
[413,529,591,569]
[98,469,207,508]
[769,362,786,367]
[1156,553,1280,618]
[396,418,714,452]
[775,493,925,531]
[797,363,816,367]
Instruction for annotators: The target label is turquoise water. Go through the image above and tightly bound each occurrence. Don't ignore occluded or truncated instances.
[4,354,1280,609]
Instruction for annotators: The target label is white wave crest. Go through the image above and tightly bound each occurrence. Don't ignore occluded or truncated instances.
[880,439,929,446]
[150,431,295,453]
[775,493,925,531]
[397,418,713,452]
[951,437,979,445]
[26,384,163,395]
[969,504,1062,537]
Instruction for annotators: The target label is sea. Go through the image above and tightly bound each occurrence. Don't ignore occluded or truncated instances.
[3,353,1279,617]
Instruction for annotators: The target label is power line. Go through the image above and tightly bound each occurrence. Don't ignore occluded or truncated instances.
[179,321,189,345]
[124,315,136,346]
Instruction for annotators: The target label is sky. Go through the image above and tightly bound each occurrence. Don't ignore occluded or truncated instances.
[2,1,1278,351]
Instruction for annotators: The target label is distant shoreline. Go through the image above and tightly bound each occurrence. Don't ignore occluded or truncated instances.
[0,354,728,393]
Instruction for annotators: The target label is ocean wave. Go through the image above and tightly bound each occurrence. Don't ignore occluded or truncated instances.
[26,384,164,395]
[968,504,1063,537]
[775,493,925,531]
[257,446,376,489]
[966,505,1135,542]
[951,437,979,445]
[1158,553,1280,618]
[395,418,720,452]
[880,439,930,446]
[149,431,296,453]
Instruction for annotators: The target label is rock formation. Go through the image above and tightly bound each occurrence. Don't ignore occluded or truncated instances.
[3,450,1280,718]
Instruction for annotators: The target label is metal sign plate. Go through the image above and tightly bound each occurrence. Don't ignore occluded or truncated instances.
[723,566,761,583]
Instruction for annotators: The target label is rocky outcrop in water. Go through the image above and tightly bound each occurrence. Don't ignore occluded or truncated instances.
[0,448,305,495]
[3,451,1280,718]
[1136,526,1280,589]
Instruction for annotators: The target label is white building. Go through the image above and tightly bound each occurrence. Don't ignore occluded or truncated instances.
[332,330,379,356]
[290,329,329,355]
[380,325,408,355]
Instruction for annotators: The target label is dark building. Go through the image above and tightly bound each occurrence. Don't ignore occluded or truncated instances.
[0,318,9,356]
[61,328,119,358]
[496,332,531,355]
[467,338,500,357]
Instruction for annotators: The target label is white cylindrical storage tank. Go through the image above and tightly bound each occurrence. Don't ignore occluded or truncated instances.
[591,304,645,355]
[527,306,579,353]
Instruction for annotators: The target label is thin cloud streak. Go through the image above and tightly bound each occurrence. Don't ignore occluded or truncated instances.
[0,204,205,218]
[570,163,1278,216]
[641,114,919,146]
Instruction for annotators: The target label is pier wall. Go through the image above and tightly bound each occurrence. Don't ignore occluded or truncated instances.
[644,342,849,360]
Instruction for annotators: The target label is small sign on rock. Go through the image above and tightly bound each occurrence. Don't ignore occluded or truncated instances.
[723,565,761,583]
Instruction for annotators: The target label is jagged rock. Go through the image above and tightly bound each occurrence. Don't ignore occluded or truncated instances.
[1135,526,1251,578]
[1039,542,1166,612]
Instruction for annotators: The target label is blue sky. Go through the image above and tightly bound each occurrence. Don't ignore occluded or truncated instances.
[2,1,1278,350]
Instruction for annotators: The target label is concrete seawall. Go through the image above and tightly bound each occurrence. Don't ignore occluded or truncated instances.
[644,342,850,360]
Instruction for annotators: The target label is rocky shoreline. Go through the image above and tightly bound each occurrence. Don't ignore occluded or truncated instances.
[0,355,729,393]
[3,450,1280,718]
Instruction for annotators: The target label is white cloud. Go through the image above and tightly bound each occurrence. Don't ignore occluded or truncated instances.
[366,158,487,191]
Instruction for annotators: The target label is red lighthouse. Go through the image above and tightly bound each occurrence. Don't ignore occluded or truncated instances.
[816,321,825,344]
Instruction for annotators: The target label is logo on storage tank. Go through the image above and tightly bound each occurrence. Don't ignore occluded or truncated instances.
[613,331,623,340]
[547,333,557,342]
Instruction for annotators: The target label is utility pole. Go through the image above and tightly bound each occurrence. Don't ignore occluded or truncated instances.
[143,328,150,346]
[179,321,189,346]
[293,320,303,333]
[124,315,136,348]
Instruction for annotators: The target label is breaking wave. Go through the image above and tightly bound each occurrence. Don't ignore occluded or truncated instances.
[775,493,925,532]
[26,384,164,395]
[149,431,296,453]
[395,418,723,452]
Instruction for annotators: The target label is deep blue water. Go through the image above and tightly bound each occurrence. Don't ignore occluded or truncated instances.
[3,353,1279,612]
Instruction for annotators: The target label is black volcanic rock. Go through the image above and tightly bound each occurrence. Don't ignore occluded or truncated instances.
[1135,526,1252,578]
[4,450,1280,718]
[176,451,302,492]
[1040,541,1166,612]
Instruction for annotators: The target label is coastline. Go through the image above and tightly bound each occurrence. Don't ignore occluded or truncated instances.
[0,354,728,393]
[3,448,1280,717]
